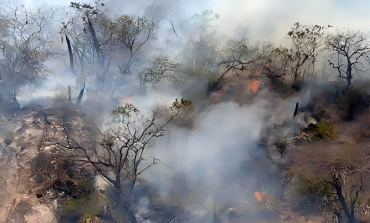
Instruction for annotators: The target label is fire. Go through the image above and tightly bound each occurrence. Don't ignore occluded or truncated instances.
[254,191,263,202]
[121,96,133,104]
[251,79,260,93]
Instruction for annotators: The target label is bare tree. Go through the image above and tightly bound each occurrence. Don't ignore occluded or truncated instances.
[139,55,187,88]
[289,142,370,223]
[212,38,273,91]
[209,23,328,92]
[0,3,57,98]
[181,10,220,85]
[61,1,157,88]
[137,10,222,90]
[43,99,193,204]
[327,29,370,92]
[280,23,329,87]
[114,14,158,75]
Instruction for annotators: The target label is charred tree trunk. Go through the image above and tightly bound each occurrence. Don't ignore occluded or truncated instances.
[12,84,18,101]
[292,67,300,89]
[87,17,105,84]
[293,102,299,117]
[346,58,352,92]
[335,186,354,223]
[115,174,121,191]
[65,35,75,73]
[76,82,85,105]
[68,86,72,102]
[114,170,136,223]
[292,55,308,89]
[334,183,357,223]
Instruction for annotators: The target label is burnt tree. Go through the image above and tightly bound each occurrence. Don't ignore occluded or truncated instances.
[44,99,193,204]
[327,30,370,92]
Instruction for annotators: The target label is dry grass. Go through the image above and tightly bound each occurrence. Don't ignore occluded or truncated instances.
[350,112,370,143]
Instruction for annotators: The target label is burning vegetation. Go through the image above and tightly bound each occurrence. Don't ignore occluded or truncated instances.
[2,1,370,223]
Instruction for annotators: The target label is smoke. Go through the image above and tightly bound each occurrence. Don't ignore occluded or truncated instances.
[16,72,77,108]
[130,97,279,222]
[21,0,370,45]
[3,0,366,222]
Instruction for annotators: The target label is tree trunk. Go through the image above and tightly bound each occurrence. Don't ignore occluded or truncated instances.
[112,172,137,223]
[76,82,85,105]
[293,69,300,88]
[87,17,105,84]
[346,58,352,92]
[13,84,18,100]
[335,185,355,223]
[207,79,223,95]
[293,102,299,117]
[114,171,121,203]
[65,35,75,73]
[346,76,352,92]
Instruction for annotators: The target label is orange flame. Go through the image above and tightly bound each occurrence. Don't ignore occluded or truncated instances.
[251,79,260,93]
[254,191,263,202]
[121,96,133,104]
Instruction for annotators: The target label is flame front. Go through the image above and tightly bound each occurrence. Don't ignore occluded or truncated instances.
[251,79,260,93]
[254,191,263,202]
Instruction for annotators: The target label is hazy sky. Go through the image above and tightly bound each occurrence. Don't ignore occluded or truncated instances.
[21,0,370,45]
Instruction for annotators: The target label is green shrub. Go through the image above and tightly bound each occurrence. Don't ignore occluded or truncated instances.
[1,128,14,146]
[60,180,102,219]
[295,179,310,194]
[62,193,99,218]
[314,120,335,138]
[320,182,334,199]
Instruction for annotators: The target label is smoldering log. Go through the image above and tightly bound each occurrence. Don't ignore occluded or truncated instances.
[293,102,299,117]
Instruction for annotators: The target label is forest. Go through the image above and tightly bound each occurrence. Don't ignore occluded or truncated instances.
[1,0,370,222]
